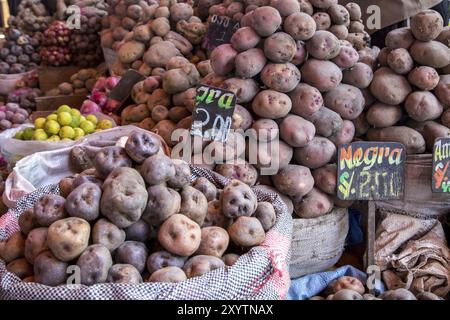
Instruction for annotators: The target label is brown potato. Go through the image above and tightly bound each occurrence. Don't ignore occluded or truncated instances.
[183,255,225,278]
[313,12,331,30]
[179,186,208,226]
[407,66,440,90]
[148,266,187,282]
[272,164,314,197]
[313,164,337,195]
[252,90,292,119]
[260,63,301,93]
[385,27,414,49]
[6,258,33,279]
[24,228,47,264]
[381,289,417,300]
[144,41,181,67]
[143,185,181,226]
[215,162,258,186]
[92,218,126,252]
[301,59,342,92]
[387,48,414,75]
[404,91,443,122]
[141,153,176,185]
[65,183,101,221]
[192,177,218,202]
[34,195,67,227]
[367,127,425,154]
[222,253,240,266]
[284,12,316,41]
[423,121,450,150]
[264,32,297,63]
[203,200,232,229]
[306,106,344,138]
[34,251,68,286]
[435,75,450,107]
[329,24,349,40]
[151,119,178,147]
[167,159,191,190]
[293,187,334,218]
[370,67,412,105]
[77,244,113,285]
[18,208,38,235]
[125,130,161,163]
[158,214,201,256]
[107,264,143,284]
[221,180,257,218]
[115,241,148,273]
[306,31,341,60]
[366,103,402,128]
[294,136,336,169]
[410,40,450,68]
[342,62,373,89]
[254,202,276,232]
[324,84,365,120]
[0,232,25,263]
[410,9,444,42]
[228,216,265,247]
[195,227,229,257]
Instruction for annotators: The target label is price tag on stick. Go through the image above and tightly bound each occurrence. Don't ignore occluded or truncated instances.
[337,142,406,201]
[432,137,450,193]
[190,85,236,143]
[204,15,240,51]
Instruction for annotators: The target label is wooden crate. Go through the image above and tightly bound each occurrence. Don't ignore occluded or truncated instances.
[38,66,82,92]
[35,95,86,111]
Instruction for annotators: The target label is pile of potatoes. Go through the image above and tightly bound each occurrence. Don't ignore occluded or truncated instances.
[308,276,443,300]
[0,130,275,285]
[101,0,207,77]
[45,68,100,96]
[8,0,53,35]
[358,9,450,154]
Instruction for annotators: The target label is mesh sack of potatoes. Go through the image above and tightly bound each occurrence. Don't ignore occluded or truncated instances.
[0,139,292,299]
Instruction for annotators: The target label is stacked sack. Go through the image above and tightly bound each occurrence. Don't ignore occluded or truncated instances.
[101,0,206,77]
[361,10,450,154]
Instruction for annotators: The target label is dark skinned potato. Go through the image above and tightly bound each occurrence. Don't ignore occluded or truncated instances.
[34,194,67,227]
[114,241,148,273]
[93,146,132,178]
[92,218,126,252]
[143,185,181,226]
[107,264,143,284]
[77,244,113,285]
[125,130,161,163]
[146,250,186,274]
[33,251,68,286]
[65,183,102,221]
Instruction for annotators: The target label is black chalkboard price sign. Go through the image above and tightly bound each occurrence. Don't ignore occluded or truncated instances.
[337,142,406,200]
[204,15,240,51]
[432,137,450,193]
[190,85,237,143]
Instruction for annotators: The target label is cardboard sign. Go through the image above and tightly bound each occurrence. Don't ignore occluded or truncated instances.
[204,15,240,51]
[337,142,406,200]
[432,137,450,192]
[108,69,145,110]
[190,85,236,143]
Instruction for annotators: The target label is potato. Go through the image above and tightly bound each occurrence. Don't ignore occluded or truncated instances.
[169,106,190,123]
[381,289,417,300]
[195,227,229,257]
[112,241,147,274]
[423,121,450,150]
[329,25,349,40]
[280,115,315,148]
[210,44,237,76]
[235,48,267,78]
[410,9,444,42]
[309,0,337,9]
[162,68,197,96]
[252,90,292,119]
[23,228,48,264]
[165,159,190,190]
[407,66,440,90]
[284,12,316,41]
[251,6,282,37]
[328,276,365,294]
[143,185,180,226]
[353,113,370,137]
[158,214,201,256]
[313,164,337,195]
[232,105,253,131]
[342,63,373,89]
[141,154,176,185]
[176,186,207,226]
[370,67,412,105]
[118,41,145,63]
[228,216,265,247]
[294,136,336,169]
[144,41,181,67]
[123,220,150,243]
[65,183,101,221]
[410,40,450,68]
[405,91,443,122]
[345,2,361,20]
[332,289,364,300]
[366,103,402,128]
[293,187,334,218]
[301,59,342,92]
[292,40,308,65]
[148,266,187,282]
[328,4,349,25]
[146,250,186,274]
[289,83,323,118]
[324,84,364,120]
[222,253,240,266]
[192,177,218,202]
[230,27,261,52]
[34,251,68,286]
[215,162,258,186]
[18,208,38,236]
[93,146,132,179]
[260,63,301,93]
[385,27,414,49]
[103,167,145,188]
[72,174,102,191]
[306,31,340,60]
[47,218,90,262]
[251,119,279,142]
[221,77,259,104]
[270,0,300,16]
[125,130,161,163]
[170,2,193,22]
[272,164,314,197]
[152,120,177,147]
[69,146,94,173]
[221,180,257,218]
[77,245,112,285]
[348,21,365,33]
[203,200,232,229]
[329,120,355,146]
[183,255,225,278]
[33,194,67,227]
[251,139,293,171]
[254,202,276,232]
[332,45,359,69]
[367,127,425,154]
[416,292,442,301]
[122,104,151,125]
[0,232,25,263]
[435,75,450,107]
[6,258,33,279]
[387,48,414,75]
[107,264,143,284]
[305,106,343,138]
[264,32,297,63]
[92,218,126,252]
[313,12,331,30]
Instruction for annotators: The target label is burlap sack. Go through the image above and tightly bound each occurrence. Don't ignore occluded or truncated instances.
[0,167,293,300]
[375,213,450,297]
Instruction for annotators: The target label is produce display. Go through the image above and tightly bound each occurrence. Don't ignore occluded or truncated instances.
[7,87,42,111]
[13,105,113,141]
[8,0,53,35]
[0,130,274,285]
[0,28,41,74]
[45,68,100,96]
[39,21,72,66]
[0,103,30,131]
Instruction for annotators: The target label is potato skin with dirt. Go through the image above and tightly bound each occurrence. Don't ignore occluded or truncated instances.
[293,188,334,219]
[272,165,314,198]
[158,214,201,257]
[148,266,187,282]
[228,217,266,247]
[221,180,257,218]
[410,9,444,42]
[183,255,225,278]
[195,227,229,257]
[407,67,440,91]
[107,264,143,284]
[367,127,426,154]
[370,67,412,106]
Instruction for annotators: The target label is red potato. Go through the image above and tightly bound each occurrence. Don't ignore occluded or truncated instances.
[284,12,317,41]
[222,77,259,104]
[348,21,365,33]
[293,187,334,219]
[306,106,344,138]
[404,91,443,122]
[210,44,237,76]
[294,136,336,169]
[377,47,391,67]
[291,40,308,65]
[270,0,300,16]
[385,27,415,49]
[230,27,261,52]
[329,120,355,146]
[329,24,349,40]
[260,63,301,93]
[345,3,362,21]
[313,164,337,195]
[410,9,444,42]
[289,83,324,118]
[280,115,316,148]
[387,48,414,75]
[234,48,267,78]
[306,31,341,60]
[312,12,331,30]
[301,59,342,92]
[309,0,338,9]
[232,105,253,131]
[410,40,450,69]
[435,75,450,107]
[251,6,282,37]
[324,84,365,120]
[252,90,292,119]
[370,67,412,105]
[332,45,359,69]
[250,139,293,171]
[367,126,426,154]
[366,103,402,128]
[264,32,297,63]
[408,67,440,91]
[328,4,350,25]
[343,63,373,89]
[437,26,450,47]
[423,121,450,150]
[272,164,314,197]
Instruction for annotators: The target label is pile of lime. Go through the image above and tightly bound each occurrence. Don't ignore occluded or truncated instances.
[14,105,113,141]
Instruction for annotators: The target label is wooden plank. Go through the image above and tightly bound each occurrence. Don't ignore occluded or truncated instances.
[38,66,82,92]
[35,95,86,111]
